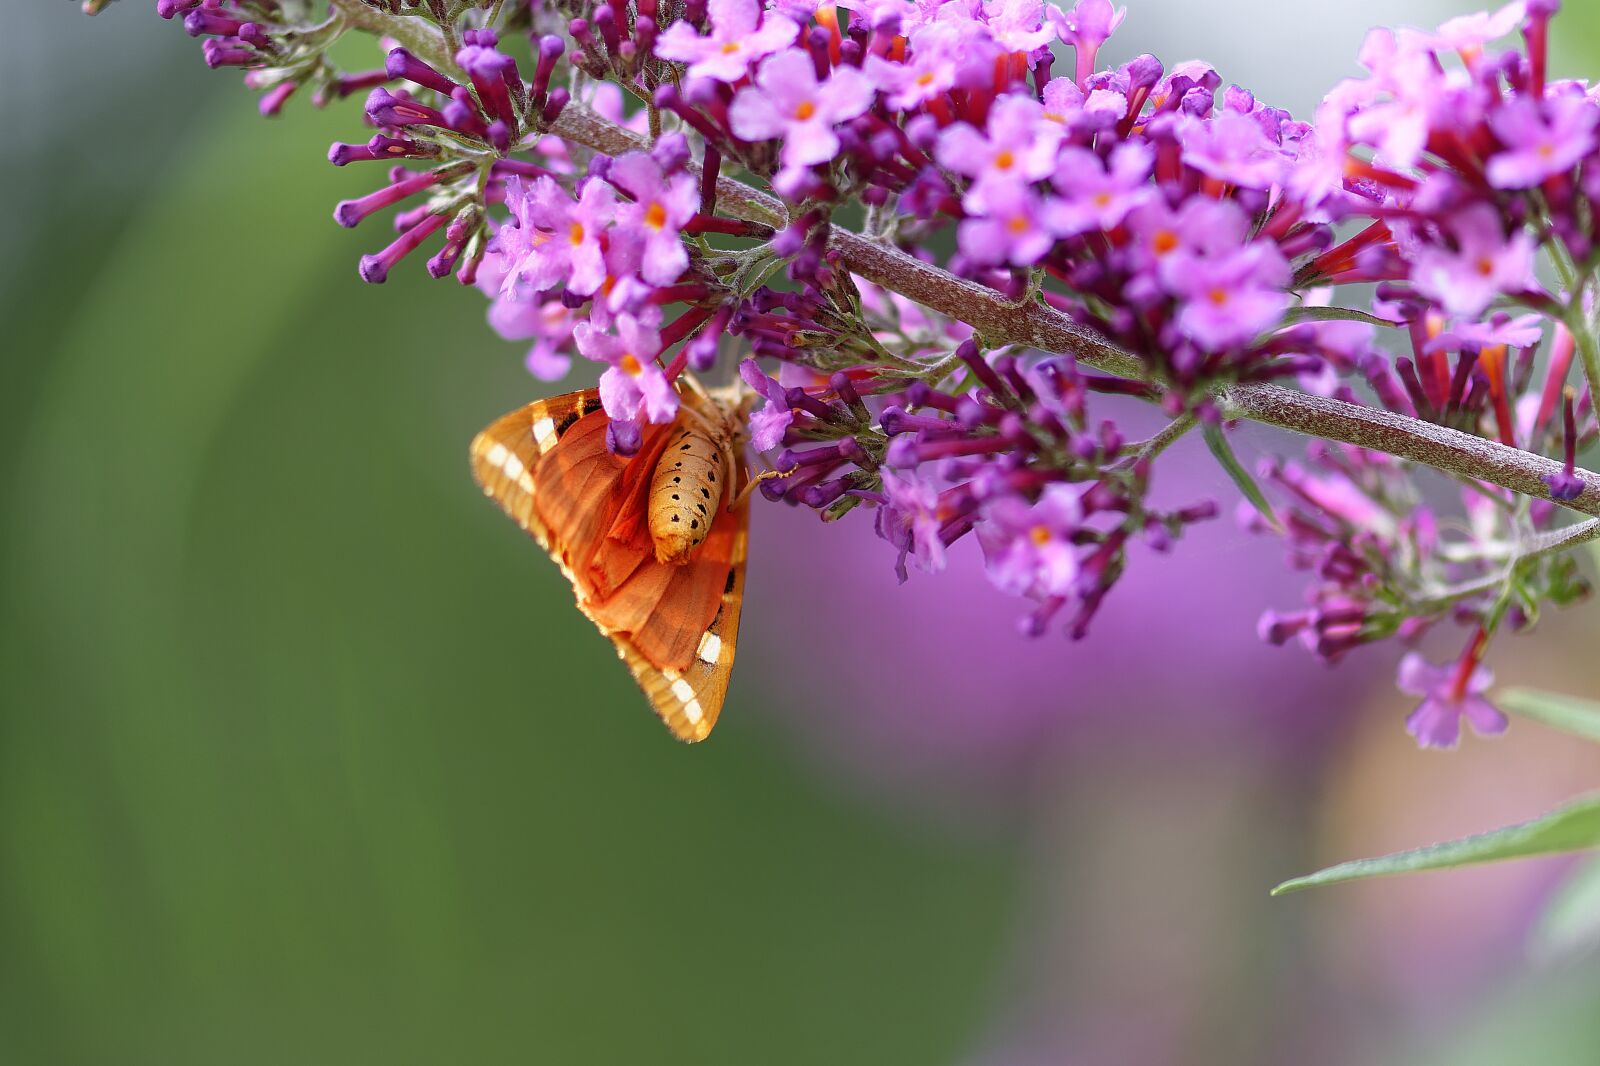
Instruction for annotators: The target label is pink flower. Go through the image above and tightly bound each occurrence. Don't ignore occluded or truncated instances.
[1179,108,1292,191]
[956,182,1055,267]
[476,248,577,381]
[1420,1,1528,57]
[605,151,699,285]
[1047,0,1126,85]
[978,485,1083,600]
[728,49,875,174]
[864,25,965,112]
[491,293,577,381]
[879,468,949,580]
[576,311,680,425]
[1044,142,1154,237]
[498,176,614,297]
[1486,94,1600,190]
[1039,76,1087,128]
[653,0,799,84]
[1410,204,1537,317]
[981,0,1055,54]
[1343,28,1451,171]
[1167,243,1292,352]
[935,94,1061,213]
[739,358,793,451]
[1397,652,1507,749]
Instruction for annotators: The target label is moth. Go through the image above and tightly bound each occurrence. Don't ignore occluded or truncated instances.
[470,378,753,742]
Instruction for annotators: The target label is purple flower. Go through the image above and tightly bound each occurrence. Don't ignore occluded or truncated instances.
[1342,29,1449,171]
[936,94,1061,213]
[1422,2,1528,55]
[978,485,1083,600]
[576,311,680,425]
[1486,95,1600,190]
[1167,243,1292,351]
[476,248,577,380]
[1047,0,1126,85]
[655,0,798,83]
[1410,204,1537,318]
[981,0,1056,54]
[956,182,1056,267]
[728,49,875,172]
[499,176,614,297]
[1044,142,1154,237]
[490,296,577,381]
[879,468,950,581]
[1397,652,1507,749]
[1040,76,1088,130]
[606,151,699,285]
[864,25,965,111]
[1424,312,1545,353]
[739,358,793,451]
[1178,108,1291,191]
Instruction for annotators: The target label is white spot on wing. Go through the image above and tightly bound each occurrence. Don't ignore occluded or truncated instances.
[682,698,703,724]
[697,632,721,664]
[486,442,509,469]
[532,416,557,452]
[670,678,695,704]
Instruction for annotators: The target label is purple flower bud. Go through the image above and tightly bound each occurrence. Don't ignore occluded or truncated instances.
[385,48,457,96]
[359,212,447,283]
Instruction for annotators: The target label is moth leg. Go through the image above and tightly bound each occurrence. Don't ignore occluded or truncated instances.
[730,465,792,509]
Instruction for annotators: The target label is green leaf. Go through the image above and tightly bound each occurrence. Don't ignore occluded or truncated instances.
[1272,793,1600,895]
[1499,688,1600,744]
[1202,423,1282,533]
[1530,856,1600,963]
[1281,305,1400,329]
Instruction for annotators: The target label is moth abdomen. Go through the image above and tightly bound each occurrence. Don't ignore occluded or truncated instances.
[647,424,725,564]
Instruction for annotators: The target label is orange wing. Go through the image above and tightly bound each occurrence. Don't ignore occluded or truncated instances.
[470,390,747,742]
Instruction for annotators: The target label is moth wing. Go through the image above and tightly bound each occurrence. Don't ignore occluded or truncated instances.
[469,388,606,561]
[471,391,746,743]
[613,491,749,743]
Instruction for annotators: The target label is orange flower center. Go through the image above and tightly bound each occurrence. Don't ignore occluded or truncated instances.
[720,41,741,54]
[569,222,585,245]
[1208,287,1230,307]
[994,149,1016,170]
[1007,216,1030,234]
[620,354,643,375]
[916,72,935,87]
[1152,229,1179,255]
[1029,525,1053,546]
[644,201,668,230]
[795,100,817,121]
[1476,256,1496,277]
[1093,192,1113,208]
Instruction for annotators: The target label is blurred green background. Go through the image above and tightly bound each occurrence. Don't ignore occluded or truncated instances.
[4,2,1600,1064]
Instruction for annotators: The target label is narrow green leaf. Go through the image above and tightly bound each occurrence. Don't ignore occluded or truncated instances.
[1272,793,1600,895]
[1499,688,1600,744]
[1530,856,1600,963]
[1282,305,1400,329]
[1202,423,1281,533]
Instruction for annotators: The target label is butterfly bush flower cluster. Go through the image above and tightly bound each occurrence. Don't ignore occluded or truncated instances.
[129,0,1600,746]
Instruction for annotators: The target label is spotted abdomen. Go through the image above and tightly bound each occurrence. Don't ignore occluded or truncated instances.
[648,425,725,564]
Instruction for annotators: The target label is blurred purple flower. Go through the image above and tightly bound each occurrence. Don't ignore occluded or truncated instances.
[1397,652,1506,749]
[654,0,799,83]
[1486,94,1599,190]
